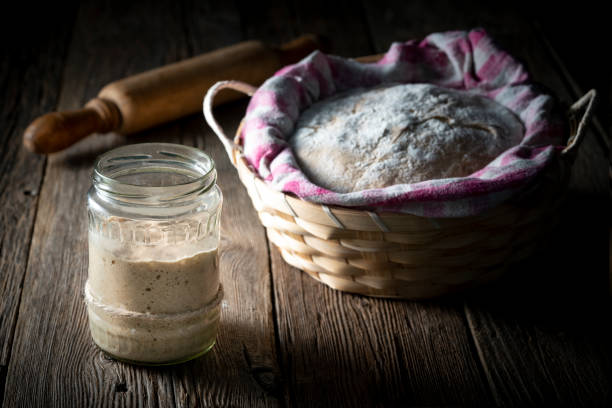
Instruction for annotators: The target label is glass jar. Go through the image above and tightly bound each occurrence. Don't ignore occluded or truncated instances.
[85,143,222,365]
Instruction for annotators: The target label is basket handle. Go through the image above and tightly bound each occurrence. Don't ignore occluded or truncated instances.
[205,83,597,161]
[562,89,597,156]
[203,80,258,164]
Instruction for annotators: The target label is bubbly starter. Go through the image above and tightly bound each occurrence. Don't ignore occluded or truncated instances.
[86,234,221,364]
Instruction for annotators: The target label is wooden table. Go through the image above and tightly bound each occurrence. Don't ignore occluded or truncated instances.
[1,1,610,406]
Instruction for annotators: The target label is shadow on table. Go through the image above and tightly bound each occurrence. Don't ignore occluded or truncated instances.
[457,192,611,333]
[97,194,609,406]
[125,317,283,404]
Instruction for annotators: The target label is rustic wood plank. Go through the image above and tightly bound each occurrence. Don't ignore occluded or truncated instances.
[0,3,77,404]
[242,0,495,405]
[461,192,611,405]
[3,1,281,406]
[169,1,283,405]
[271,249,499,407]
[4,1,184,405]
[362,0,611,405]
[0,365,4,408]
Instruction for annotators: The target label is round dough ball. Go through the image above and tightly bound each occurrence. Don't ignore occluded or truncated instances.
[288,83,524,193]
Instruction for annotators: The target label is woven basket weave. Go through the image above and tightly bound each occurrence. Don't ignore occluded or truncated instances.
[204,80,596,299]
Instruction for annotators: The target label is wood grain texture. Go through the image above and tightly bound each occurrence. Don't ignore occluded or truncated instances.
[362,0,611,405]
[271,247,497,407]
[0,365,5,407]
[3,1,281,407]
[243,0,494,406]
[1,1,609,407]
[169,1,282,405]
[0,1,76,368]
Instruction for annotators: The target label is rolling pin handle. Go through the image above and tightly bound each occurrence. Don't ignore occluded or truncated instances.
[23,97,121,154]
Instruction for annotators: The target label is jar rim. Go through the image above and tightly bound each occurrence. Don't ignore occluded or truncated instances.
[93,143,216,205]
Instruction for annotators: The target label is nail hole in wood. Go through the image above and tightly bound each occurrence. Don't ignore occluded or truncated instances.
[115,382,128,393]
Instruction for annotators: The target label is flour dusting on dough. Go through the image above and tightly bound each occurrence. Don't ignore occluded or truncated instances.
[289,83,524,193]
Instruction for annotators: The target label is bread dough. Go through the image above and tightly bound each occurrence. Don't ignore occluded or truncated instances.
[289,83,524,193]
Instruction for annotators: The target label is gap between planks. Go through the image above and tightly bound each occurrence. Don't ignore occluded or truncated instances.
[0,4,78,405]
[265,237,289,407]
[3,1,280,406]
[463,302,502,406]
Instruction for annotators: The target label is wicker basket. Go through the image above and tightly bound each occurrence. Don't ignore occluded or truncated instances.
[204,80,596,299]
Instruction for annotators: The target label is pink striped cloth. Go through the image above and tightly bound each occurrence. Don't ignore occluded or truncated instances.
[239,29,566,217]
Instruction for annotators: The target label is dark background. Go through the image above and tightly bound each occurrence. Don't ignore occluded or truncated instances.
[1,0,610,132]
[0,0,610,406]
[528,2,609,132]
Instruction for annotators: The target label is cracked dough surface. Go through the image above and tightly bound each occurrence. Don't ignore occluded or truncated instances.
[288,83,524,193]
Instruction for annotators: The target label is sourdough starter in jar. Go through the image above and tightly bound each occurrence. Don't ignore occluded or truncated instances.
[86,143,222,365]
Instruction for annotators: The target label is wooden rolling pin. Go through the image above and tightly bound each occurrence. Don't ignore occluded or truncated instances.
[23,34,322,154]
